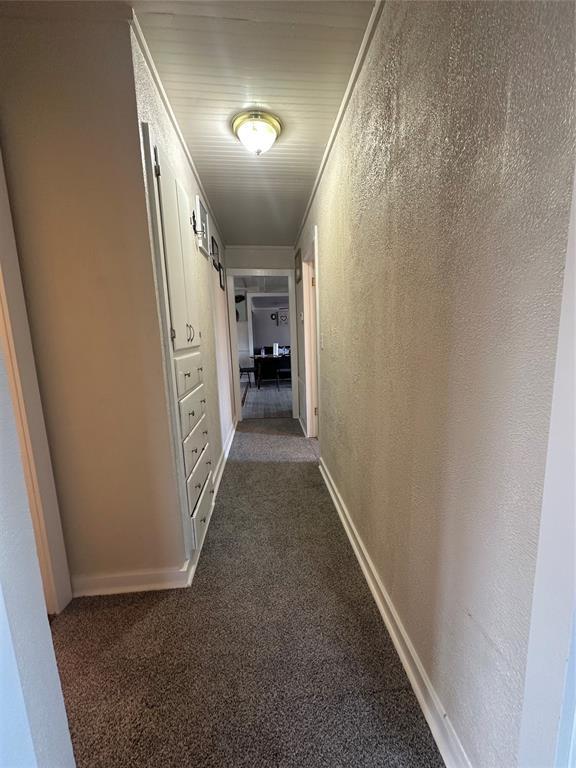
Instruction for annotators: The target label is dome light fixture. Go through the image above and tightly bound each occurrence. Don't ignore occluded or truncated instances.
[232,110,282,156]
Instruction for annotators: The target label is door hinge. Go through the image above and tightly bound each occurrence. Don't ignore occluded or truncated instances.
[312,277,316,287]
[314,406,318,416]
[154,162,161,178]
[170,327,176,342]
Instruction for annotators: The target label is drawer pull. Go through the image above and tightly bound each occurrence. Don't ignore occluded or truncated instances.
[209,489,214,495]
[191,448,198,454]
[195,483,202,489]
[206,460,212,466]
[200,517,207,524]
[203,430,208,435]
[184,372,191,378]
[198,367,203,372]
[188,410,195,417]
[200,398,206,404]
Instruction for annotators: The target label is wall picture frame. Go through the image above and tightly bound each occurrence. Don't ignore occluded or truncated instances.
[211,236,220,271]
[193,194,210,257]
[295,249,302,283]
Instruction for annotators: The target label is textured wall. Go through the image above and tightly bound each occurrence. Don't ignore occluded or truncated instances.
[0,8,184,579]
[297,2,575,766]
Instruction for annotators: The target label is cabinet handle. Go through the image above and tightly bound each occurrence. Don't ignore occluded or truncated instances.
[195,483,202,489]
[198,367,203,372]
[191,448,198,454]
[200,399,206,404]
[190,325,195,342]
[184,372,191,379]
[209,489,214,495]
[206,460,212,466]
[189,410,195,417]
[203,430,208,435]
[200,517,206,524]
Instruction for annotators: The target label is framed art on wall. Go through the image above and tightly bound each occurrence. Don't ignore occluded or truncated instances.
[295,249,302,283]
[211,236,220,271]
[193,194,210,257]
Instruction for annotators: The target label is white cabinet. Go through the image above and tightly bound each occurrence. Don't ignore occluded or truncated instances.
[157,151,190,351]
[156,151,199,351]
[176,180,199,344]
[174,350,203,398]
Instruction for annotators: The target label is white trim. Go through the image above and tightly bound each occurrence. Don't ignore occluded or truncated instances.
[319,457,472,768]
[301,228,319,438]
[0,149,72,615]
[213,419,236,496]
[295,2,384,244]
[73,419,236,598]
[72,559,196,598]
[226,268,299,420]
[131,14,225,243]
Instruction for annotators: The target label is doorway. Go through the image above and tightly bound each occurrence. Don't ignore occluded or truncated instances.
[297,226,320,438]
[227,269,298,421]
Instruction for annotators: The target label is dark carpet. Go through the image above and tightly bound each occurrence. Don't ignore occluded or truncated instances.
[242,382,292,419]
[51,419,443,768]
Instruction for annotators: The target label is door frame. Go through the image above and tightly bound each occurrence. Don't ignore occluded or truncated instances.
[226,268,298,421]
[0,149,71,614]
[301,226,320,438]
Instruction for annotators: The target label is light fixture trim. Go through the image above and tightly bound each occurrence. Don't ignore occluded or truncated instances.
[232,110,282,155]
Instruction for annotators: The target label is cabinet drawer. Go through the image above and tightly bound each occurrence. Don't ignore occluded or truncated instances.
[182,414,209,477]
[191,471,213,550]
[175,351,203,398]
[179,383,206,439]
[186,443,212,514]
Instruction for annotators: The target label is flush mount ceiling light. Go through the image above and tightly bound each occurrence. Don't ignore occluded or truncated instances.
[232,110,282,156]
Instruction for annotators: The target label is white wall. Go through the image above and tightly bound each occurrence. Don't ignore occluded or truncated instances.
[0,350,74,767]
[252,307,290,348]
[226,245,294,270]
[0,5,184,583]
[518,144,576,767]
[296,3,575,766]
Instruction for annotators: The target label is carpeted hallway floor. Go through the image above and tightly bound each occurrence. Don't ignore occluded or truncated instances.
[51,419,443,768]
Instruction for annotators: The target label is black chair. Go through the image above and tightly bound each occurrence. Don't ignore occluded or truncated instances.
[239,355,255,387]
[255,356,279,390]
[276,355,291,387]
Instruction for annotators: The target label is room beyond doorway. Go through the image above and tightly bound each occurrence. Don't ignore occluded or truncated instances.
[228,271,298,421]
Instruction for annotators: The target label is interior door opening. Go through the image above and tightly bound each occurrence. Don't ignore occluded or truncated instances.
[226,269,299,422]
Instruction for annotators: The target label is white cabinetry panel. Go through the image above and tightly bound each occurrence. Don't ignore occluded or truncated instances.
[176,180,199,344]
[157,150,191,351]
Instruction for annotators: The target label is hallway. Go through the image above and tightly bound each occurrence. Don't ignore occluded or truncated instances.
[51,420,442,768]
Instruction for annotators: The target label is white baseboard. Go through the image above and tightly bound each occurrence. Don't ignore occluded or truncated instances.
[319,458,472,768]
[213,419,236,496]
[72,558,195,598]
[72,421,237,599]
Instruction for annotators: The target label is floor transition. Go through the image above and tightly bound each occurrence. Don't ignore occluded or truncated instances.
[242,380,292,419]
[51,419,443,767]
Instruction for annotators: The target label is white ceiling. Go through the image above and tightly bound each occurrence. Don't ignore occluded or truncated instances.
[135,1,374,245]
[234,275,288,292]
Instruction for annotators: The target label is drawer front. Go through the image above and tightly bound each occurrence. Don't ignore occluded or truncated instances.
[186,443,212,514]
[182,414,209,477]
[191,471,213,550]
[179,383,207,439]
[175,351,203,398]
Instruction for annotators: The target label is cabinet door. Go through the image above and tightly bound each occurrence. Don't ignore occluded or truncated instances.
[175,180,199,344]
[157,152,191,351]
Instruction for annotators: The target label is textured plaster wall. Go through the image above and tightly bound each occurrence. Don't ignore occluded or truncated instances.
[131,30,234,478]
[297,3,575,766]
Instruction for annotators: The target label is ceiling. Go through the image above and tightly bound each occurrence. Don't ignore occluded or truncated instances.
[234,275,288,292]
[251,294,289,309]
[135,1,374,245]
